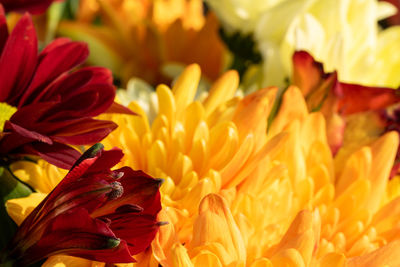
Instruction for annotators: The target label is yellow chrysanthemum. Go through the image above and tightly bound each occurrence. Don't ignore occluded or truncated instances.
[57,0,225,86]
[7,65,400,266]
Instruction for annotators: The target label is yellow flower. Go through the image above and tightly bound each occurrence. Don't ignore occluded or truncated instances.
[204,0,285,34]
[58,0,225,86]
[207,0,400,88]
[7,65,400,266]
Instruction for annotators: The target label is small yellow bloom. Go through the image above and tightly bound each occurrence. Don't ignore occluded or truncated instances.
[8,65,400,266]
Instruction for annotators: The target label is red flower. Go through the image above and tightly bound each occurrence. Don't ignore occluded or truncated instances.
[0,6,131,169]
[1,143,163,266]
[0,0,61,14]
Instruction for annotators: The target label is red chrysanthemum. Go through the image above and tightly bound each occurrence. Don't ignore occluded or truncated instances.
[0,0,61,14]
[0,143,163,266]
[0,6,130,169]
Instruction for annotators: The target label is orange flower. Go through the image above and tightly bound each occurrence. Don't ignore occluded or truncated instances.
[58,0,225,86]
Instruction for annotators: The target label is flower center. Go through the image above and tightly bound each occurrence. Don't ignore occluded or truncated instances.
[0,102,17,131]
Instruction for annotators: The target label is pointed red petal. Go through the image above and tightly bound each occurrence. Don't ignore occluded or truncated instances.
[26,142,81,169]
[0,5,8,52]
[101,211,160,255]
[51,119,117,145]
[84,148,124,173]
[0,13,37,104]
[9,101,60,131]
[4,121,53,144]
[19,40,89,106]
[106,102,136,115]
[22,209,134,265]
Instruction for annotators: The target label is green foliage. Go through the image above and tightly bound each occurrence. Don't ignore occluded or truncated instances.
[0,167,32,251]
[219,28,262,78]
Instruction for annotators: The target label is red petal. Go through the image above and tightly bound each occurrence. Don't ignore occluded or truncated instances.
[26,142,81,169]
[0,5,8,52]
[0,13,37,104]
[33,68,93,104]
[337,83,400,115]
[18,40,89,107]
[0,0,55,14]
[51,119,117,145]
[38,37,71,57]
[9,101,60,131]
[42,83,115,121]
[92,167,162,217]
[22,209,134,265]
[292,51,325,96]
[4,121,53,144]
[0,128,33,153]
[106,102,137,115]
[101,211,160,255]
[86,148,124,173]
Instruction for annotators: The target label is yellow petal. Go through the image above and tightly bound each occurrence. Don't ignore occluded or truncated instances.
[347,241,400,267]
[203,70,239,116]
[269,86,308,136]
[172,64,201,115]
[233,87,276,144]
[171,244,194,267]
[318,252,346,267]
[6,193,46,225]
[365,131,399,213]
[190,194,246,265]
[268,210,319,266]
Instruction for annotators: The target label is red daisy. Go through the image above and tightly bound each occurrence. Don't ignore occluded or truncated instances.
[1,143,163,266]
[0,6,130,169]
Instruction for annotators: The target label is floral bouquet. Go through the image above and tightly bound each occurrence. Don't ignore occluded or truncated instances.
[1,0,400,266]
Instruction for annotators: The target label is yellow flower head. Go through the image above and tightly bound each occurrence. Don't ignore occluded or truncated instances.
[58,0,225,86]
[8,65,400,266]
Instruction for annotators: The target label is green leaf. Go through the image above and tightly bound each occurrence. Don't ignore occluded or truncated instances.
[0,167,32,250]
[45,1,67,44]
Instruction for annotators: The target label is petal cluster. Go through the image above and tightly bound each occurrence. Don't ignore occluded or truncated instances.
[98,65,400,266]
[57,0,224,85]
